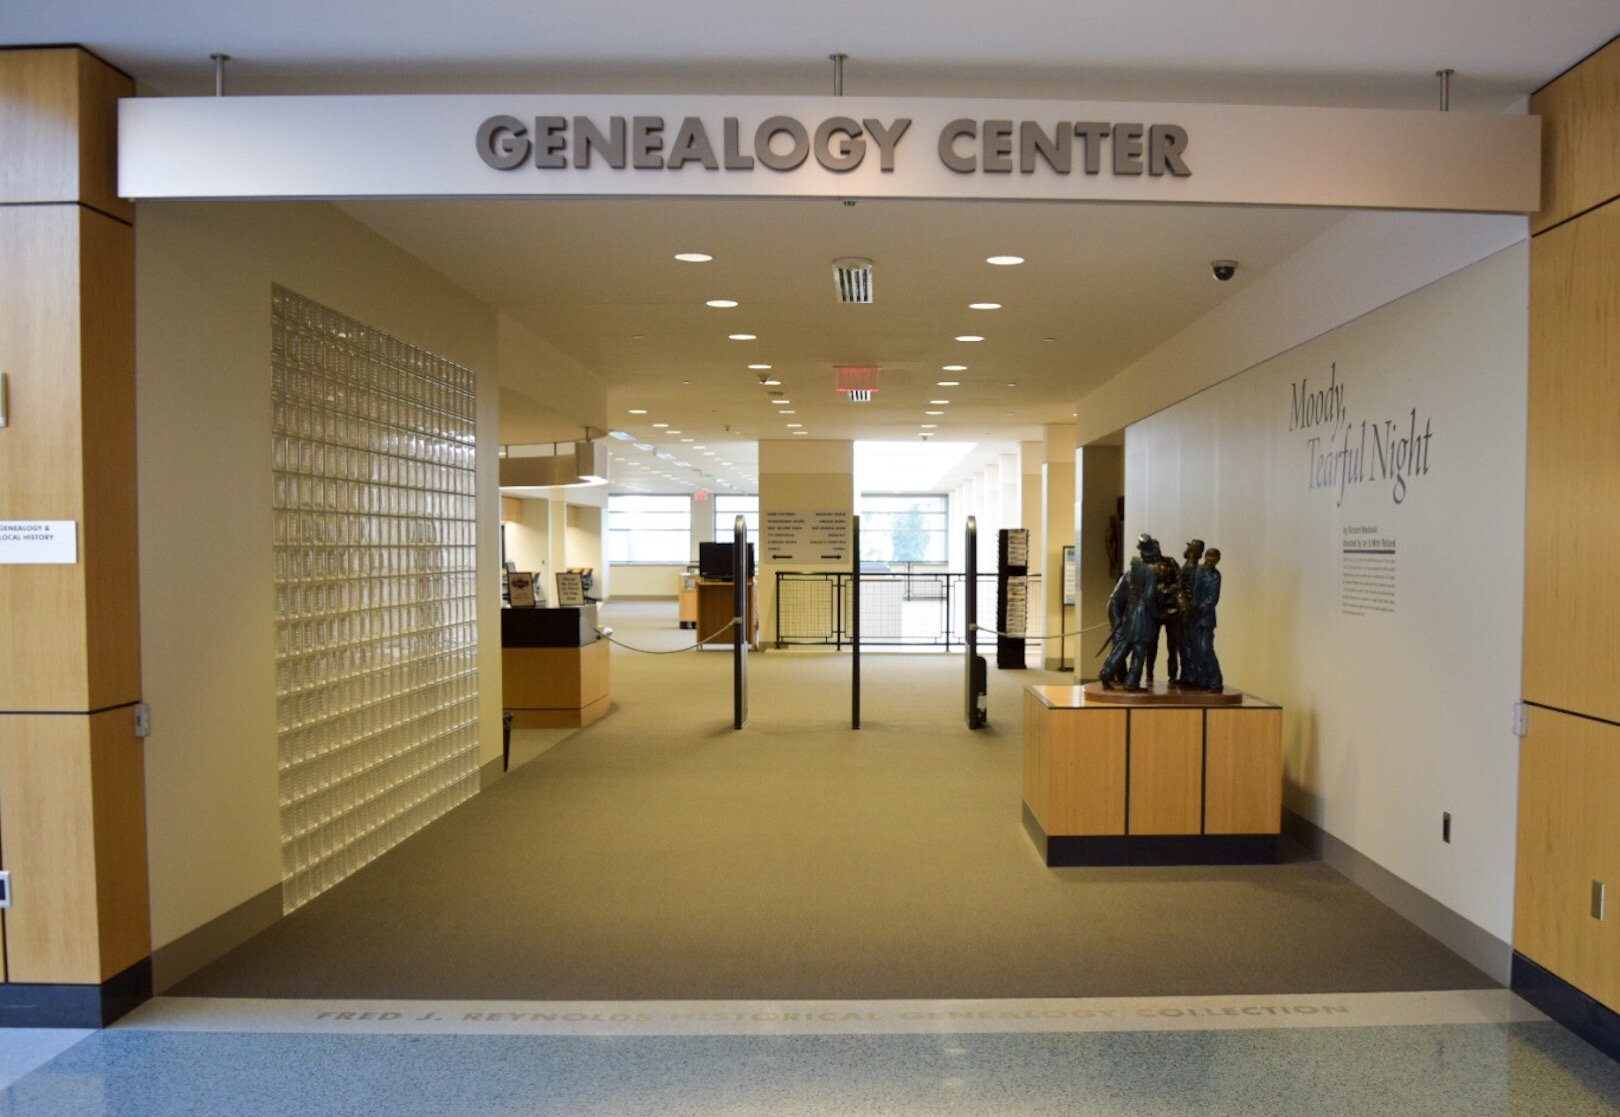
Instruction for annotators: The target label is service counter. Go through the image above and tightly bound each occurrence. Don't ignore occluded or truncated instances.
[1022,682,1282,866]
[501,605,610,728]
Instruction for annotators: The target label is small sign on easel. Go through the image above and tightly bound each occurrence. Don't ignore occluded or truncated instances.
[555,571,587,607]
[508,571,537,607]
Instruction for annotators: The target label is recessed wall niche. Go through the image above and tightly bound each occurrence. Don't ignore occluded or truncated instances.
[271,286,480,913]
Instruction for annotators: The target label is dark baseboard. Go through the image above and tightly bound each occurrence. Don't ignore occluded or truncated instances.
[1023,804,1280,866]
[1513,953,1620,1062]
[0,956,152,1028]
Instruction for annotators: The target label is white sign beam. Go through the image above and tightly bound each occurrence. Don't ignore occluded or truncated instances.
[119,95,1540,214]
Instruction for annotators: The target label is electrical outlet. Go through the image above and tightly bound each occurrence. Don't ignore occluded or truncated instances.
[1442,812,1452,843]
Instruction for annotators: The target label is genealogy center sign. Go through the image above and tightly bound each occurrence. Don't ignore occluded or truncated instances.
[119,94,1539,213]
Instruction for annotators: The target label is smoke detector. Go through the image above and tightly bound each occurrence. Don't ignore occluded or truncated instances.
[833,257,874,304]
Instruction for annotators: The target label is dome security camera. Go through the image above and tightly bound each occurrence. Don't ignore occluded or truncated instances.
[1211,260,1239,282]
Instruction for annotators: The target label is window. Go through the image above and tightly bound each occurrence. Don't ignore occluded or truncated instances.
[713,494,760,553]
[859,494,948,565]
[608,494,690,563]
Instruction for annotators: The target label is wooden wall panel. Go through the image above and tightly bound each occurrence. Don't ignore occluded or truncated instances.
[1514,707,1620,1012]
[73,51,135,222]
[88,707,152,978]
[1128,709,1202,835]
[0,50,80,206]
[1204,708,1282,834]
[77,208,141,709]
[1021,692,1048,823]
[1044,710,1127,836]
[0,50,133,220]
[1523,200,1620,722]
[0,204,92,712]
[0,710,149,983]
[1531,36,1620,234]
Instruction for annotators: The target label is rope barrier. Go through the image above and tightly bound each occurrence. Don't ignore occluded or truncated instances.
[970,620,1114,640]
[595,622,739,655]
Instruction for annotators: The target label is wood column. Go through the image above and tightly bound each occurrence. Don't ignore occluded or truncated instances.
[1514,34,1620,1044]
[0,47,150,1018]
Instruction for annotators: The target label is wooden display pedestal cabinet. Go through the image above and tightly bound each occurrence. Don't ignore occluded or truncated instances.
[1022,684,1283,866]
[501,606,611,729]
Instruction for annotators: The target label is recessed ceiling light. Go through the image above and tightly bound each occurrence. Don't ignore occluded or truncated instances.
[986,255,1024,266]
[771,399,791,405]
[720,461,732,466]
[760,377,782,386]
[675,252,713,262]
[936,381,960,387]
[667,429,682,435]
[925,410,944,416]
[748,363,772,370]
[930,399,951,405]
[707,299,738,309]
[793,430,809,435]
[681,438,695,443]
[729,333,757,341]
[652,422,669,428]
[955,335,984,342]
[780,410,796,415]
[921,423,938,429]
[1006,382,1018,388]
[942,364,967,372]
[628,408,648,415]
[693,444,706,450]
[786,422,802,428]
[969,302,1001,310]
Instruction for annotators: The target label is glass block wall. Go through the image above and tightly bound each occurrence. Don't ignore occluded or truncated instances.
[271,286,480,913]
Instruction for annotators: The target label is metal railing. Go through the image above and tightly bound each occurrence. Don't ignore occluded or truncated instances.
[775,570,1043,649]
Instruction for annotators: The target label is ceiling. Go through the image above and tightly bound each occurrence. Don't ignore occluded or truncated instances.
[10,2,1613,493]
[340,196,1342,491]
[8,2,1615,108]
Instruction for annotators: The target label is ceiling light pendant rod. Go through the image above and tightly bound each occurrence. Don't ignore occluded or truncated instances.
[830,53,848,97]
[210,53,231,97]
[1436,68,1454,111]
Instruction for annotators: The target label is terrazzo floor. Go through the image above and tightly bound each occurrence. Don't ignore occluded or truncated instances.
[3,991,1619,1115]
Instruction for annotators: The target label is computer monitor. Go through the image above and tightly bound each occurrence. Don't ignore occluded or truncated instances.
[699,541,754,581]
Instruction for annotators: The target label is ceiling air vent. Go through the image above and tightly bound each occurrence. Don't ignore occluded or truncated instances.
[833,257,874,304]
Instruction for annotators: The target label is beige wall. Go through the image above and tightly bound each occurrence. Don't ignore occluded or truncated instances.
[1073,211,1526,447]
[1125,245,1528,942]
[613,564,687,598]
[1075,444,1123,679]
[566,504,604,595]
[758,440,854,646]
[1039,424,1076,670]
[504,496,550,582]
[136,200,503,951]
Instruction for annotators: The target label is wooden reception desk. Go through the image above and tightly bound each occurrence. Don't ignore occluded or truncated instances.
[1022,683,1283,866]
[501,605,610,728]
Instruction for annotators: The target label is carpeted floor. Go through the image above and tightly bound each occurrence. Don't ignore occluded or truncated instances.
[171,601,1495,1001]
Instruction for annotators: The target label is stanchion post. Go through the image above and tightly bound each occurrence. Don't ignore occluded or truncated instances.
[964,516,987,728]
[733,515,747,729]
[852,514,861,729]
